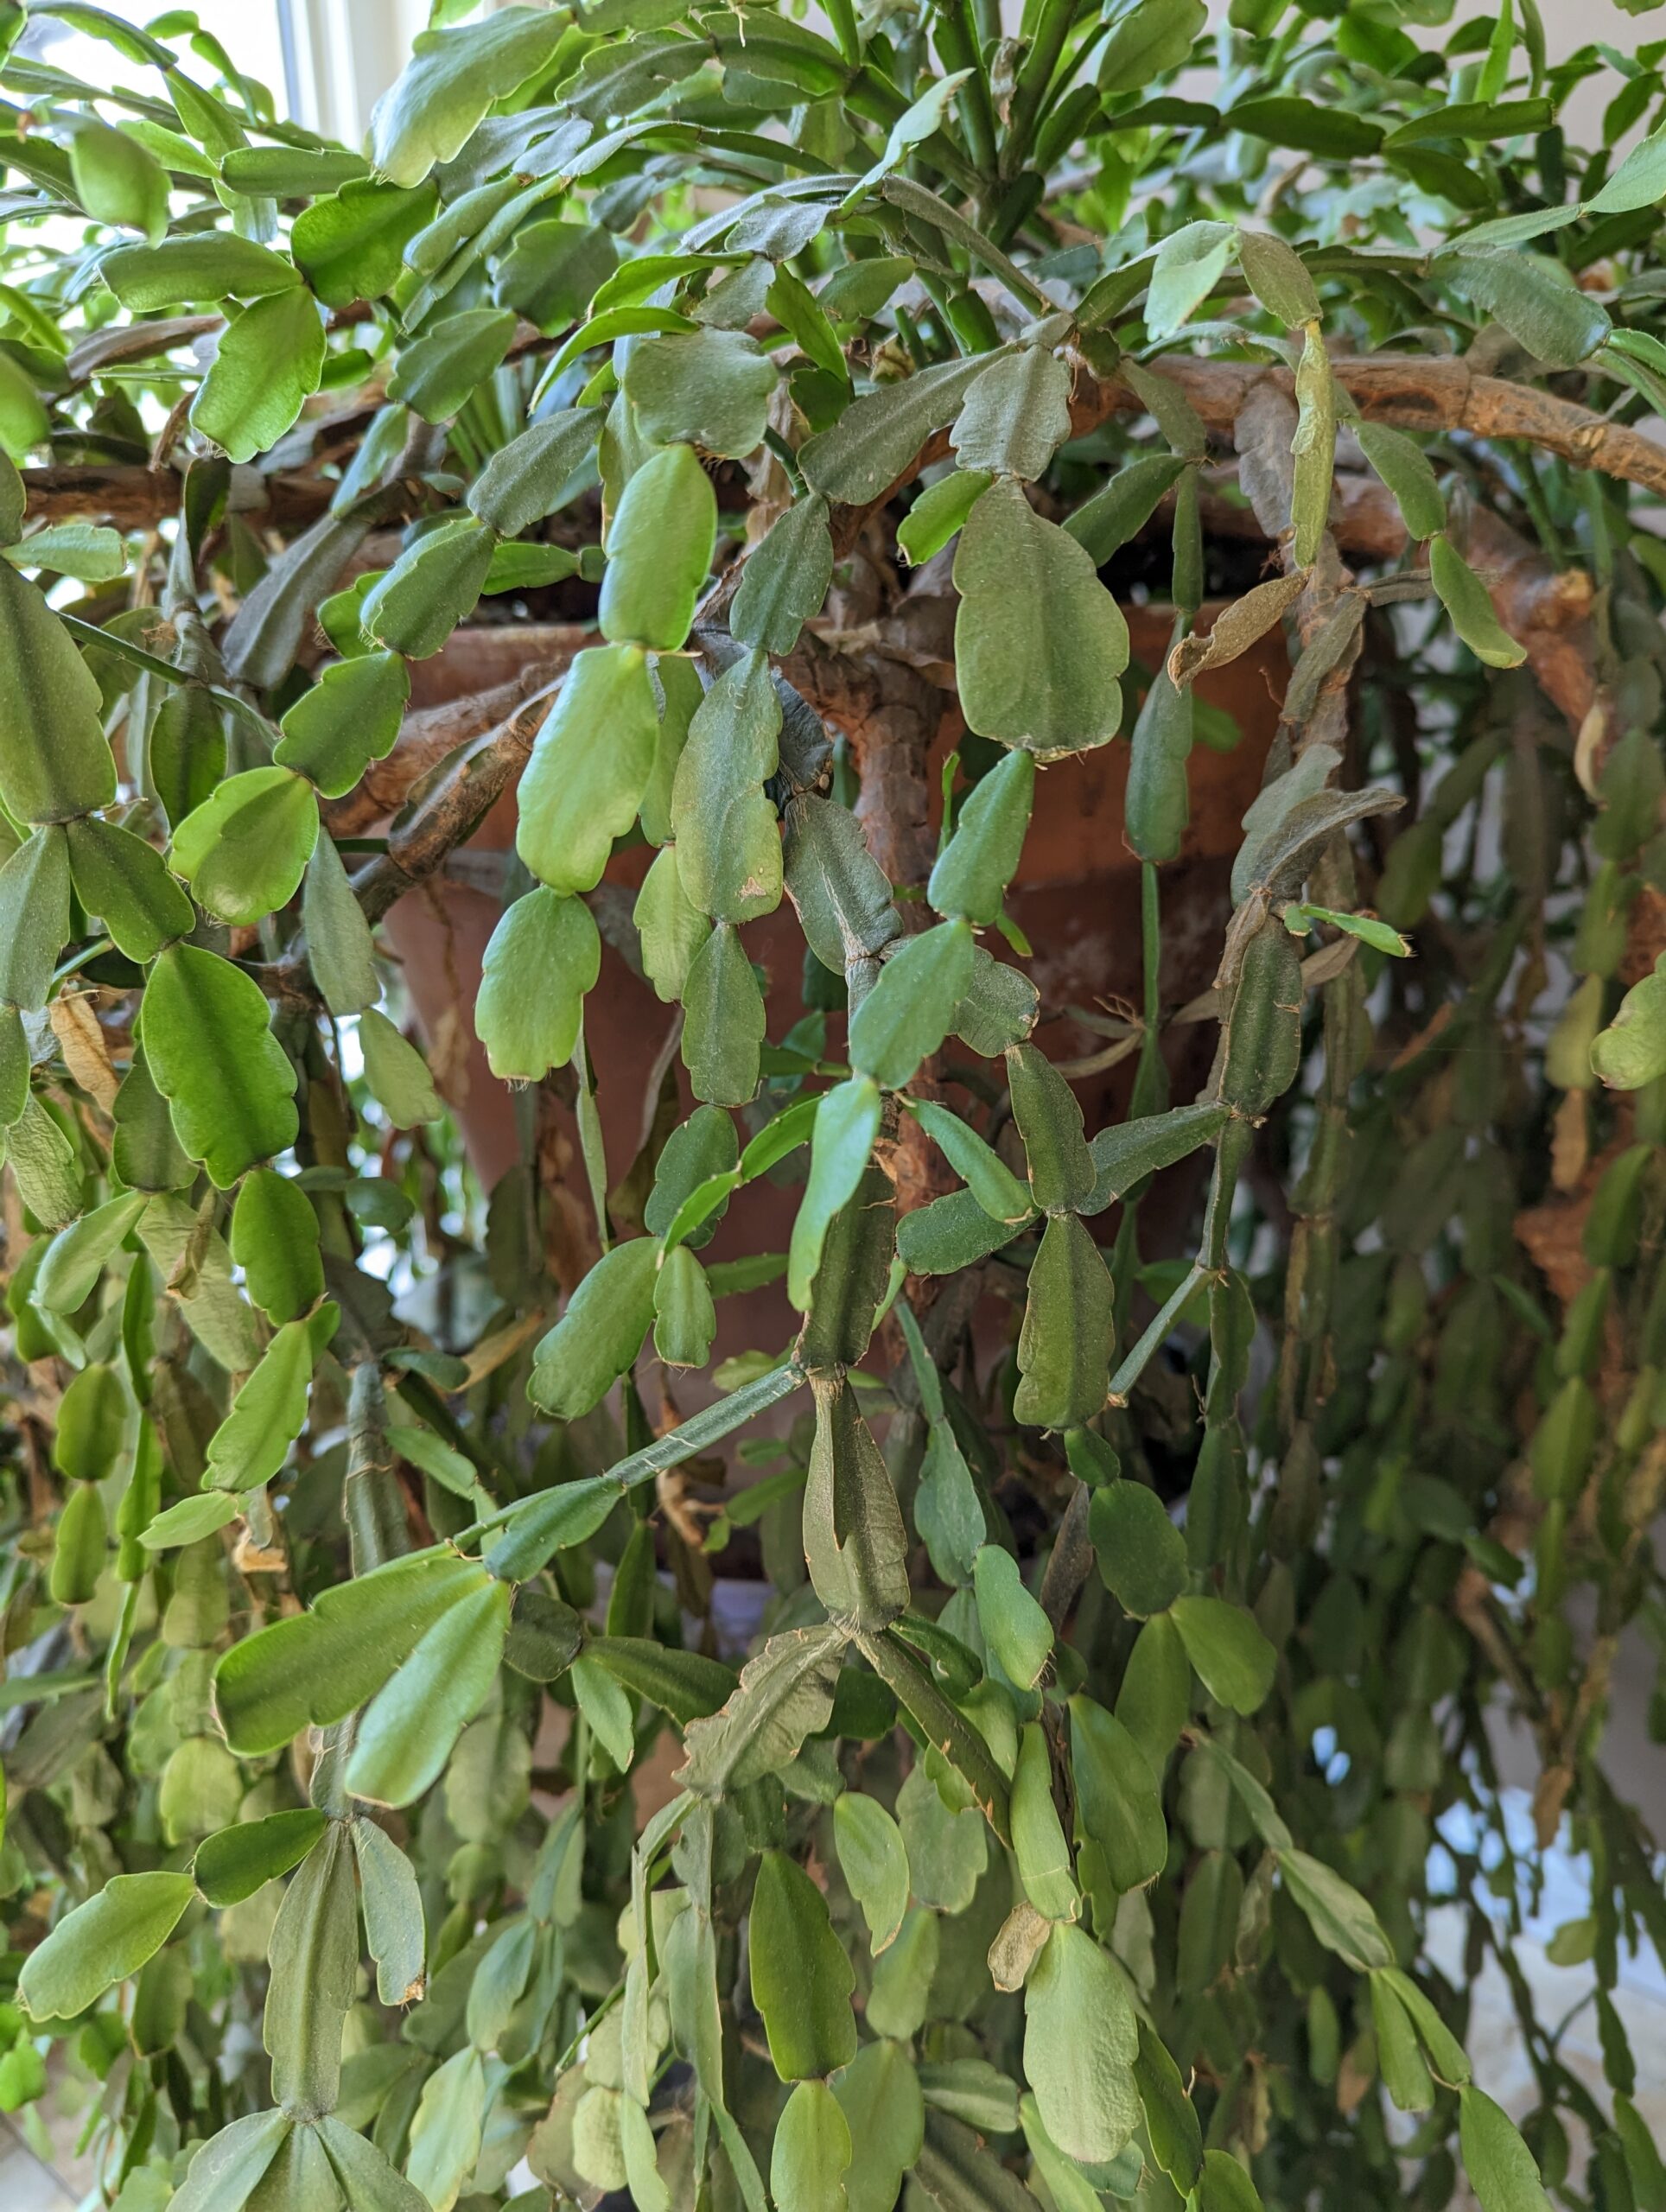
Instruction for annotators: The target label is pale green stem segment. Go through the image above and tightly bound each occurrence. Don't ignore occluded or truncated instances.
[1107,1262,1209,1407]
[458,1357,807,1549]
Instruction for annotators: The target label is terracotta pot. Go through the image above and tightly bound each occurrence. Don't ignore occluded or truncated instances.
[381,604,1284,1359]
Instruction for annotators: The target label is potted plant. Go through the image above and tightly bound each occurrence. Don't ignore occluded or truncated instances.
[5,3,1666,2210]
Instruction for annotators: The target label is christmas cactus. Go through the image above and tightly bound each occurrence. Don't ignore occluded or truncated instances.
[3,3,1666,2210]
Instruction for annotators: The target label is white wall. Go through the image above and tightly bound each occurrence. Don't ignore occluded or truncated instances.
[29,0,1656,150]
[282,0,436,147]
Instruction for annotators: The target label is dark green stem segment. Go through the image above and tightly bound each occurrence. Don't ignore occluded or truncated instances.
[985,168,1044,251]
[1142,861,1161,1022]
[1135,859,1164,1104]
[1032,80,1099,173]
[345,1362,408,1574]
[999,0,1078,180]
[1040,1479,1093,1630]
[932,0,998,173]
[1202,1118,1252,1272]
[861,1626,1014,1843]
[825,0,861,70]
[763,424,807,493]
[402,1366,518,1492]
[104,1581,139,1724]
[919,269,970,353]
[945,286,1002,353]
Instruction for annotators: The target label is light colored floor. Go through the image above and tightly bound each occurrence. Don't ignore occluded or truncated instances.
[1431,1786,1666,2209]
[1450,1931,1666,2199]
[0,2114,77,2212]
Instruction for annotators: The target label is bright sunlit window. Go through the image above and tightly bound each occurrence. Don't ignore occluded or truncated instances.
[18,1,290,119]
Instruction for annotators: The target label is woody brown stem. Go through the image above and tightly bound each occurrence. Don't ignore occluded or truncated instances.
[347,689,552,929]
[1163,470,1409,564]
[34,352,1666,543]
[1091,353,1666,505]
[857,351,1666,543]
[322,652,581,836]
[260,345,1616,1004]
[1459,504,1599,732]
[1230,381,1362,1445]
[784,628,960,1238]
[1234,378,1361,759]
[266,676,558,1001]
[22,462,337,531]
[783,633,944,893]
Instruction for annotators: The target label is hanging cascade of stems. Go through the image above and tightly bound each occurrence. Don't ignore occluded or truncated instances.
[6,3,1666,2209]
